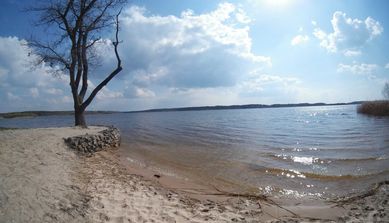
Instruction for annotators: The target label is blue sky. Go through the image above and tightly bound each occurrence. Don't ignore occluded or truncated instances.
[0,0,388,112]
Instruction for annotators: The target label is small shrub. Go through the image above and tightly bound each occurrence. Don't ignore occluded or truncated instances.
[357,100,389,116]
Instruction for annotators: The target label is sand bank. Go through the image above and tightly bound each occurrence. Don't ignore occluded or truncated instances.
[0,127,387,222]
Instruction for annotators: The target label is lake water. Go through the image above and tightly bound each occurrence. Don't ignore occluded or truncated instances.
[1,104,388,199]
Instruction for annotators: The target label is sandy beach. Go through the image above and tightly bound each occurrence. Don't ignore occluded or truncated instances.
[0,127,387,222]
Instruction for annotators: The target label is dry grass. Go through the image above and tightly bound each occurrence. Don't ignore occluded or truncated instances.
[357,100,389,116]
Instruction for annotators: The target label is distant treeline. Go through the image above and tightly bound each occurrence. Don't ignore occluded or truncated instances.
[0,111,117,119]
[1,101,365,119]
[128,101,364,113]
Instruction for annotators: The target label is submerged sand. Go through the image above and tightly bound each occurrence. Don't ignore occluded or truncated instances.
[0,127,387,222]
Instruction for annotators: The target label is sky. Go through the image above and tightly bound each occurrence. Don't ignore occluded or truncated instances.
[0,0,388,112]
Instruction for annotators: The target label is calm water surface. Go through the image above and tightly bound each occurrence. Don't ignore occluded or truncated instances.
[1,105,388,198]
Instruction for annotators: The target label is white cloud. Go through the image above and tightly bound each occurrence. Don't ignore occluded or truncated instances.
[124,86,156,98]
[236,72,303,104]
[29,88,39,98]
[255,74,301,86]
[242,72,301,93]
[6,92,20,100]
[96,87,124,100]
[385,63,389,69]
[45,88,63,95]
[0,3,273,112]
[343,50,362,57]
[291,35,309,46]
[311,20,317,26]
[113,3,270,93]
[365,17,384,36]
[337,63,378,76]
[313,11,383,55]
[47,95,72,105]
[235,8,251,24]
[0,36,70,112]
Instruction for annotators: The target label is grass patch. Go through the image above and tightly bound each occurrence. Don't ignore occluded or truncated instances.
[0,112,38,119]
[0,127,19,131]
[357,100,389,116]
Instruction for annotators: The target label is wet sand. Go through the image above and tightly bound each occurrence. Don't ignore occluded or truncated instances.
[0,127,387,222]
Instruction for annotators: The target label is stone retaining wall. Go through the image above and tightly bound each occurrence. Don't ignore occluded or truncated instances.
[64,126,121,154]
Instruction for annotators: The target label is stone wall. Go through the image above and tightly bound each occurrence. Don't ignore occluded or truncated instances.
[64,127,121,154]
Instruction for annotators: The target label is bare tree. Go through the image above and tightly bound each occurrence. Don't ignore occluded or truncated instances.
[383,82,389,100]
[29,0,126,127]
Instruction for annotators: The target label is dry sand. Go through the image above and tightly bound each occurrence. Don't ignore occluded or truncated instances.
[0,126,104,223]
[0,127,387,222]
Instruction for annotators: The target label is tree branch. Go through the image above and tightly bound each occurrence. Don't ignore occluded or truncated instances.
[86,38,101,49]
[74,21,84,90]
[86,0,114,31]
[28,40,70,68]
[78,32,89,101]
[82,9,122,110]
[57,0,75,39]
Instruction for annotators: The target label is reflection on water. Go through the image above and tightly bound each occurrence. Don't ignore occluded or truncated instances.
[1,105,389,198]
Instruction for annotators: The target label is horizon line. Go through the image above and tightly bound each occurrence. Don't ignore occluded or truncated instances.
[0,100,367,115]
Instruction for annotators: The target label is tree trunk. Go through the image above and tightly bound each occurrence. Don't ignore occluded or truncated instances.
[74,109,86,127]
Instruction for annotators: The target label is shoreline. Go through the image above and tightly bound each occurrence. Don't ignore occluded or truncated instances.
[0,127,387,222]
[115,144,389,221]
[117,141,388,202]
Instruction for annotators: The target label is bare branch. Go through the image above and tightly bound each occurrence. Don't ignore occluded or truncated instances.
[86,38,101,49]
[28,40,70,68]
[86,0,114,31]
[82,8,123,110]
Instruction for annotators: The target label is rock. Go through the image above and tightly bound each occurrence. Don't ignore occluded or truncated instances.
[64,126,121,154]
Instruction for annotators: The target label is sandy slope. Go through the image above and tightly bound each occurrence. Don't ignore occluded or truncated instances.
[0,127,387,223]
[0,127,104,223]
